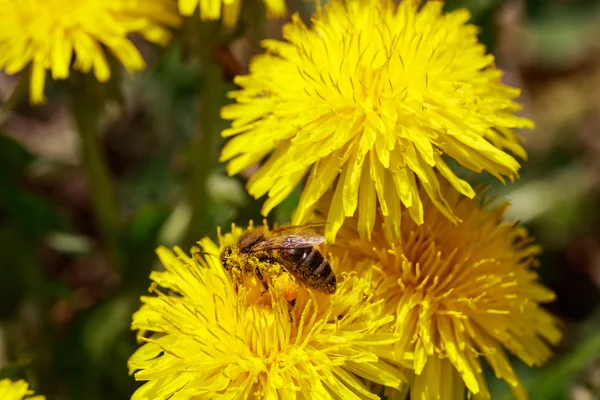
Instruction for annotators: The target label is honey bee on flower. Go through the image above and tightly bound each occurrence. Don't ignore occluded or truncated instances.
[218,223,336,304]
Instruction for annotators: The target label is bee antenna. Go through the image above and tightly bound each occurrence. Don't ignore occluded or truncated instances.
[191,244,219,263]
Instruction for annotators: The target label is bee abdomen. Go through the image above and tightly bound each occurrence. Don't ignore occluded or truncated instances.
[298,248,337,294]
[281,247,308,263]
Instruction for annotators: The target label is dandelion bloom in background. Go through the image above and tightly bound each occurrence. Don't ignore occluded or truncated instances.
[324,186,562,399]
[128,225,404,399]
[0,0,181,103]
[0,379,44,400]
[220,0,534,242]
[178,0,286,27]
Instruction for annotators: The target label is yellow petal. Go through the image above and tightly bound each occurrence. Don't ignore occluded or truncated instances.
[30,62,47,104]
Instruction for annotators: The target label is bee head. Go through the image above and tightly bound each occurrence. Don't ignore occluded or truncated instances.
[238,229,265,253]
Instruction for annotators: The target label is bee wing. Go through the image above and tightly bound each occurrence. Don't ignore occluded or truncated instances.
[271,222,327,233]
[249,232,325,251]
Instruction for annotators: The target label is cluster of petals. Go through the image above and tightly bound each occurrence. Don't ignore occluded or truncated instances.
[220,0,534,242]
[128,226,405,399]
[0,379,45,400]
[0,0,181,103]
[324,187,562,399]
[178,0,286,27]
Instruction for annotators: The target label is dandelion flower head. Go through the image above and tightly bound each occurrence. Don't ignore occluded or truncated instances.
[221,0,534,242]
[0,379,44,400]
[324,186,562,399]
[178,0,286,27]
[128,223,404,399]
[0,0,181,103]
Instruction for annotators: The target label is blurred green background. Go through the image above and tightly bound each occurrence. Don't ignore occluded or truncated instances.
[1,0,600,399]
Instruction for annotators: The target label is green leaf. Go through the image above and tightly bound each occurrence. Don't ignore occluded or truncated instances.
[0,134,33,176]
[1,190,66,241]
[122,204,171,287]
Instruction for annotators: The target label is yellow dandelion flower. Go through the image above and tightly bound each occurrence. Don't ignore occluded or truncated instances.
[178,0,286,27]
[324,187,562,400]
[220,0,534,242]
[0,379,45,400]
[128,224,404,399]
[0,0,181,104]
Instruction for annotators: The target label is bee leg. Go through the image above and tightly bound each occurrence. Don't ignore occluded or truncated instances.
[191,244,219,267]
[191,245,204,266]
[287,299,296,322]
[255,266,264,281]
[255,266,269,292]
[230,267,243,293]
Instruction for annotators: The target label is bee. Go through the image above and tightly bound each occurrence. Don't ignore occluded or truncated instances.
[220,225,336,300]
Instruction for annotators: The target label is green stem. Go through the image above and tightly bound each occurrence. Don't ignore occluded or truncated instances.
[69,85,123,273]
[185,57,222,246]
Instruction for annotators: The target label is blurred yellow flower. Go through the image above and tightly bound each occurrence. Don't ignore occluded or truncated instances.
[0,379,44,400]
[0,0,181,103]
[220,0,533,242]
[178,0,286,27]
[128,225,404,399]
[326,187,562,399]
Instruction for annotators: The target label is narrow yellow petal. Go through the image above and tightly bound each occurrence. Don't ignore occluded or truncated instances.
[50,28,72,79]
[179,0,200,15]
[30,62,47,104]
[222,1,242,27]
[434,154,475,199]
[342,150,365,217]
[357,162,376,241]
[199,0,222,20]
[405,169,423,225]
[326,166,349,243]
